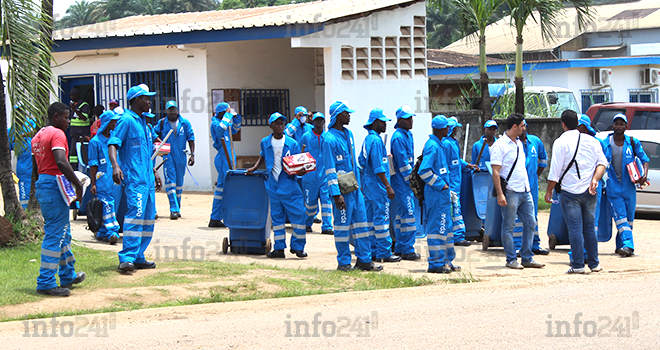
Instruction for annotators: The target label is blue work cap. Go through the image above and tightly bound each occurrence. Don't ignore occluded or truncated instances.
[328,100,355,128]
[613,113,628,124]
[142,111,155,118]
[484,120,498,129]
[295,106,308,115]
[579,114,597,136]
[432,115,448,129]
[215,102,229,113]
[269,112,287,125]
[165,100,178,109]
[97,110,121,135]
[363,108,391,130]
[312,112,325,120]
[396,105,415,119]
[449,116,462,128]
[126,84,156,101]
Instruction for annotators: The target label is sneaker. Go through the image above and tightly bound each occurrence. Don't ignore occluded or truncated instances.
[266,249,285,258]
[506,261,524,270]
[566,267,586,274]
[109,235,118,245]
[321,230,334,235]
[37,287,70,297]
[61,272,86,289]
[590,265,603,273]
[522,259,545,268]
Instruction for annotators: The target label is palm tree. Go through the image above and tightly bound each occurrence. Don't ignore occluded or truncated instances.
[503,0,594,114]
[1,0,55,220]
[426,2,461,49]
[58,0,103,28]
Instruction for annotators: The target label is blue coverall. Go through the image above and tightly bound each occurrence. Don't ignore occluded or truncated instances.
[419,135,455,270]
[390,128,417,255]
[322,128,371,266]
[284,118,313,146]
[210,112,241,223]
[260,135,307,251]
[300,130,333,232]
[9,121,35,209]
[358,130,393,259]
[443,135,468,243]
[601,134,650,251]
[471,136,497,169]
[154,116,195,214]
[108,109,157,264]
[88,133,122,240]
[513,134,547,251]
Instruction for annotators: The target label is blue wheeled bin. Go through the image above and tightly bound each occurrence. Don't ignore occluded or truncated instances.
[461,170,490,241]
[221,170,272,255]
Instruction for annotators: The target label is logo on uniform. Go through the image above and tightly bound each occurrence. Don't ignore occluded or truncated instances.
[440,167,447,174]
[531,146,537,156]
[452,160,459,165]
[625,148,632,156]
[336,155,344,161]
[100,159,106,164]
[382,157,388,164]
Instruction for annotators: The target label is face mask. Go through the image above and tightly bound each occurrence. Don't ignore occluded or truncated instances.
[300,115,307,124]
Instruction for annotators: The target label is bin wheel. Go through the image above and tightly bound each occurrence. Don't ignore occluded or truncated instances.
[72,209,78,221]
[265,239,272,254]
[548,234,557,250]
[482,235,490,251]
[476,228,484,242]
[222,237,229,254]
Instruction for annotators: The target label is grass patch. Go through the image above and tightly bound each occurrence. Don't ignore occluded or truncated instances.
[442,271,480,284]
[538,190,552,211]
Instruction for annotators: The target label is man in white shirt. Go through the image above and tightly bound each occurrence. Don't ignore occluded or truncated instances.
[491,113,545,270]
[545,110,608,274]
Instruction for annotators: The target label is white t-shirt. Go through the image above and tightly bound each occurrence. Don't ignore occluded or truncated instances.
[490,133,530,192]
[271,136,285,181]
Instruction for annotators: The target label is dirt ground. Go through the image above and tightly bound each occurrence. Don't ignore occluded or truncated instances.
[2,190,659,321]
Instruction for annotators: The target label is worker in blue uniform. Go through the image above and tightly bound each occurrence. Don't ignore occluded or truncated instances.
[390,105,421,260]
[284,106,313,146]
[359,108,400,263]
[444,117,479,246]
[419,115,457,274]
[154,100,195,220]
[513,121,549,255]
[601,113,650,257]
[246,112,308,258]
[9,116,36,209]
[209,102,242,228]
[88,110,122,244]
[109,84,162,272]
[471,119,498,169]
[300,112,334,235]
[323,100,383,272]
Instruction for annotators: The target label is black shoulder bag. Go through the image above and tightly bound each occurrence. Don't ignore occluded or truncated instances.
[555,133,581,194]
[492,143,519,197]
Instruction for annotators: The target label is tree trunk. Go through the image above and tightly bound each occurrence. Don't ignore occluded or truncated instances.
[514,35,525,115]
[0,77,27,219]
[480,72,491,126]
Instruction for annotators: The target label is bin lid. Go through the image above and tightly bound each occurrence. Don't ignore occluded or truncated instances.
[223,170,270,229]
[472,171,491,220]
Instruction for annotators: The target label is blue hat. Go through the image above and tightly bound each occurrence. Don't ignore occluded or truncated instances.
[312,112,325,120]
[165,100,178,110]
[432,115,448,129]
[295,106,308,115]
[97,110,121,135]
[578,114,597,136]
[215,102,229,113]
[126,84,156,101]
[395,105,415,119]
[328,100,355,128]
[484,120,498,129]
[613,113,628,124]
[449,116,463,128]
[269,112,287,125]
[142,111,155,118]
[364,108,391,130]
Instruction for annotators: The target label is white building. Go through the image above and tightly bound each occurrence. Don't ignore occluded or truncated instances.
[52,0,431,191]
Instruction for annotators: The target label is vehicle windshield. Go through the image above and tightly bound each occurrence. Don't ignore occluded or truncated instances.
[547,92,579,118]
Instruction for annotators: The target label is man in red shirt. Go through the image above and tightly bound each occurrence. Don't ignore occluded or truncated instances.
[32,102,86,297]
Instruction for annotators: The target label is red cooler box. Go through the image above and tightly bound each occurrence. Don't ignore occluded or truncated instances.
[283,152,316,175]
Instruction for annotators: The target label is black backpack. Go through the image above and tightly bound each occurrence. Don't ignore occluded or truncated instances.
[409,155,425,202]
[86,197,104,233]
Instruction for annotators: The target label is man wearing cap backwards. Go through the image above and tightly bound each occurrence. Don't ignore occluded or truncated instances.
[600,113,650,258]
[88,110,122,244]
[246,113,308,258]
[285,106,313,146]
[471,120,498,169]
[209,102,242,228]
[491,113,545,270]
[419,115,456,273]
[300,112,334,235]
[390,105,421,261]
[512,121,549,255]
[444,117,479,246]
[109,84,162,272]
[323,100,383,272]
[359,108,400,263]
[154,100,195,220]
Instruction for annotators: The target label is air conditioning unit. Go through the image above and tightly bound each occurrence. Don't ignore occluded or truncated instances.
[643,68,660,86]
[593,68,612,87]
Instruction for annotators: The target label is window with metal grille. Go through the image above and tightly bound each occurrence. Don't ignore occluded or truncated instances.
[629,89,658,103]
[130,70,178,118]
[580,89,613,114]
[240,89,290,126]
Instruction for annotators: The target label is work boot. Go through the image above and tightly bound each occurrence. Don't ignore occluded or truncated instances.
[616,247,633,257]
[289,249,308,258]
[208,219,226,228]
[267,249,285,258]
[170,212,179,220]
[61,272,87,289]
[449,264,461,272]
[401,252,421,261]
[118,262,135,272]
[455,240,471,246]
[37,287,70,297]
[533,248,550,255]
[134,261,156,269]
[321,230,334,235]
[306,226,313,233]
[428,266,451,274]
[313,217,322,224]
[109,234,118,245]
[176,212,182,218]
[355,260,383,272]
[374,255,401,263]
[337,264,355,272]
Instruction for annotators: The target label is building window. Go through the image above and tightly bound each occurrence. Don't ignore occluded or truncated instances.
[240,89,290,126]
[580,89,613,114]
[629,89,658,103]
[129,70,178,117]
